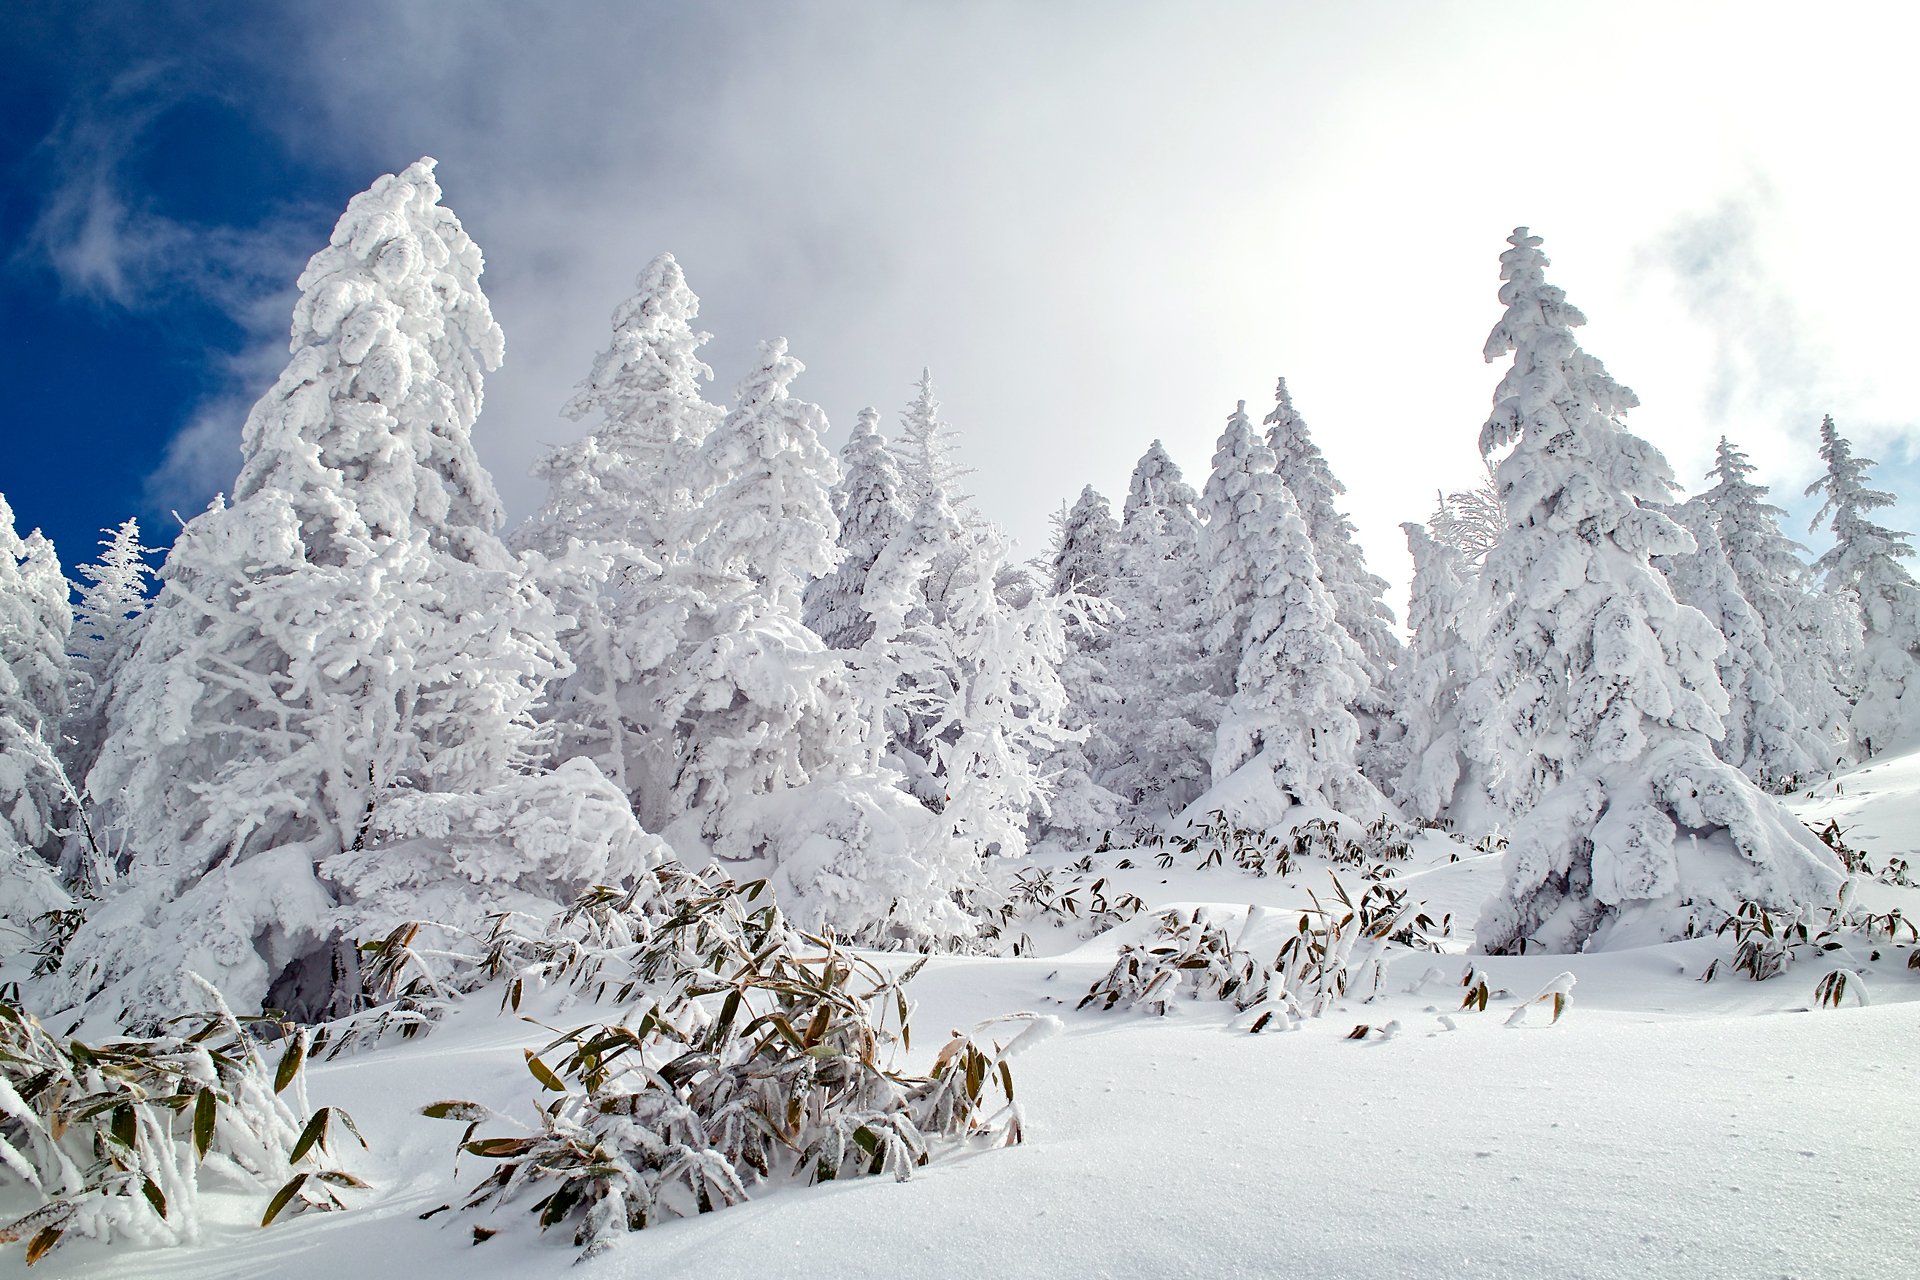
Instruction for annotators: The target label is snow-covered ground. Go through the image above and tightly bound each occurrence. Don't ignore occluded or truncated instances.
[22,751,1920,1280]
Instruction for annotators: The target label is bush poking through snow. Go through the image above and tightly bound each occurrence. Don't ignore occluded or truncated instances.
[970,864,1146,955]
[419,871,1052,1259]
[1082,875,1426,1032]
[1700,883,1918,999]
[0,978,365,1265]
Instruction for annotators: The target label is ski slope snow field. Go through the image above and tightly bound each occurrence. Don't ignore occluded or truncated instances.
[17,753,1920,1280]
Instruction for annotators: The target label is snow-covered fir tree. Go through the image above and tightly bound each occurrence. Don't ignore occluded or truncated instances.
[62,519,154,821]
[1391,521,1479,825]
[1033,486,1124,850]
[519,252,721,559]
[1202,404,1383,822]
[0,494,76,954]
[893,368,977,519]
[1806,415,1920,755]
[1101,440,1218,816]
[1656,501,1826,789]
[56,159,640,1023]
[1200,401,1273,694]
[515,252,725,804]
[1462,228,1839,954]
[1696,435,1851,762]
[652,337,859,841]
[1262,376,1404,705]
[804,407,911,651]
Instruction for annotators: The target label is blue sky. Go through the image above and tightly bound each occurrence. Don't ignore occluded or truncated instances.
[4,1,1916,595]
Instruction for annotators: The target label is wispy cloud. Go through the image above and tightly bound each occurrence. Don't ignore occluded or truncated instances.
[1648,182,1831,426]
[18,64,316,517]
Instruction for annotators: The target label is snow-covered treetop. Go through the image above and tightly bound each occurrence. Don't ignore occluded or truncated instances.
[522,250,723,559]
[688,337,841,611]
[896,368,976,512]
[1261,374,1400,679]
[1807,415,1914,591]
[563,252,715,432]
[235,156,508,559]
[1050,485,1119,599]
[1123,439,1199,525]
[70,519,154,674]
[1480,227,1639,459]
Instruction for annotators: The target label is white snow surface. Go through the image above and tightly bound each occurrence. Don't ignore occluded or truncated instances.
[20,750,1920,1280]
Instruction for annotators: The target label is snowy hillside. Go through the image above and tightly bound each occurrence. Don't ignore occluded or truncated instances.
[5,159,1919,1280]
[12,748,1910,1280]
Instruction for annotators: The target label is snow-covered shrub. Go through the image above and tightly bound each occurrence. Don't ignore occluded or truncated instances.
[1082,876,1423,1031]
[426,871,1050,1258]
[0,979,365,1264]
[970,863,1146,955]
[1700,881,1918,995]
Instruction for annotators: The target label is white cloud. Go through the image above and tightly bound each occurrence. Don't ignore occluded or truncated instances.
[83,1,1920,602]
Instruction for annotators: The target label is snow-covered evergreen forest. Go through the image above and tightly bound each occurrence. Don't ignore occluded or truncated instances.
[3,161,1917,1277]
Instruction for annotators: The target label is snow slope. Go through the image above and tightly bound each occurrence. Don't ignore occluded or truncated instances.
[20,751,1920,1280]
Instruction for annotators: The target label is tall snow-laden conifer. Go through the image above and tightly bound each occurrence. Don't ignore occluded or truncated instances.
[1102,441,1217,814]
[1807,415,1920,755]
[1263,377,1404,690]
[1203,406,1382,821]
[1697,436,1851,761]
[1200,401,1272,694]
[804,407,910,651]
[1464,228,1839,954]
[519,251,721,560]
[516,253,724,802]
[1034,486,1124,850]
[894,369,977,519]
[58,160,641,1023]
[63,519,155,816]
[1392,521,1479,824]
[1657,502,1825,788]
[0,496,76,952]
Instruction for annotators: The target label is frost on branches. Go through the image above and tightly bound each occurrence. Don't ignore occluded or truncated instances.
[1464,229,1839,954]
[0,494,76,955]
[1102,441,1218,816]
[1202,404,1384,826]
[55,160,622,1023]
[1806,415,1920,756]
[1697,436,1852,763]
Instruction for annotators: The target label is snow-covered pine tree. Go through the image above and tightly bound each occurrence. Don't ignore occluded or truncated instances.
[0,495,76,953]
[1697,435,1851,763]
[804,407,911,651]
[1034,486,1124,851]
[1391,521,1479,825]
[519,252,722,561]
[57,160,638,1023]
[1202,404,1384,823]
[1463,228,1839,954]
[931,523,1075,863]
[1101,440,1218,815]
[1656,501,1826,789]
[514,253,726,804]
[893,368,977,519]
[1262,376,1404,706]
[1200,401,1272,695]
[63,519,154,819]
[1806,415,1920,755]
